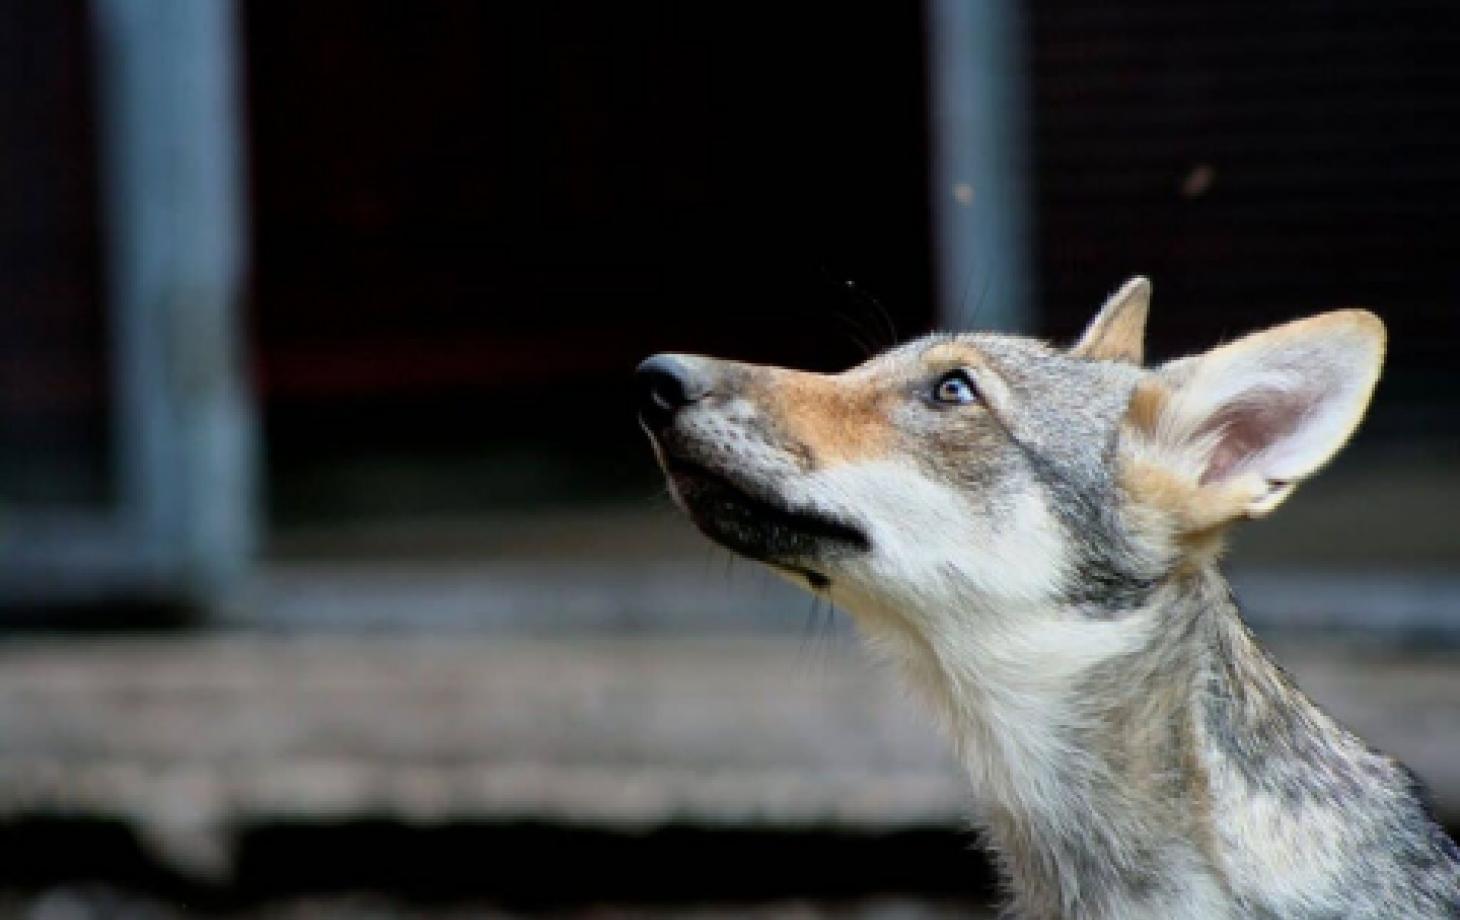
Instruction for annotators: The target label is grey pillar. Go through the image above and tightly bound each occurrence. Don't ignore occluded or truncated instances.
[92,0,257,600]
[925,0,1034,333]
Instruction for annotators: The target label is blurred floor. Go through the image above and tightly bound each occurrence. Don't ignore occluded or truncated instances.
[0,637,962,848]
[2,636,1458,874]
[2,449,1456,913]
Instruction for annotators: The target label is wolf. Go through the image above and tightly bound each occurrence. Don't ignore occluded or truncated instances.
[636,278,1460,919]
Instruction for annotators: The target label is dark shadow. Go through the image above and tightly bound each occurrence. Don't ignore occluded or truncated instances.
[0,818,997,911]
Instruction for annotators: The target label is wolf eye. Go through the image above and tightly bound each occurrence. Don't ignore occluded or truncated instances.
[932,369,979,405]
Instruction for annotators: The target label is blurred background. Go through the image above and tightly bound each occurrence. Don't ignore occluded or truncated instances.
[2,0,1458,916]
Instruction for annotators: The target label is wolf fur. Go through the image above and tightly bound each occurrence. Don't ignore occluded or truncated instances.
[638,278,1460,918]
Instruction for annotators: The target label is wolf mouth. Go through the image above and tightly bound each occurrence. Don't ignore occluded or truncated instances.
[663,457,870,566]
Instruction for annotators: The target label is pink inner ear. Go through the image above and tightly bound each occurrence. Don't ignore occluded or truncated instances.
[1199,389,1311,484]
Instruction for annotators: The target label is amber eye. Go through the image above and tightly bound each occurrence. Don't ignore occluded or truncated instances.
[932,369,979,405]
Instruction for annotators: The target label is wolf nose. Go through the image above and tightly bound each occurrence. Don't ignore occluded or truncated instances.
[636,354,710,428]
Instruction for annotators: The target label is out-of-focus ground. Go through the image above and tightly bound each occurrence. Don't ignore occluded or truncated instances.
[3,454,1458,916]
[5,635,1460,837]
[1,632,1457,917]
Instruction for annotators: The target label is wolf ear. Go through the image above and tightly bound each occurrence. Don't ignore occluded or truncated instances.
[1072,276,1151,364]
[1128,310,1385,525]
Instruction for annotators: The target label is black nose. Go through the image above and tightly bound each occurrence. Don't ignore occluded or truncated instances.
[636,354,709,428]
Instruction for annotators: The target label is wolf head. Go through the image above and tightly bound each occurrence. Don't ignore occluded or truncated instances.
[638,278,1385,628]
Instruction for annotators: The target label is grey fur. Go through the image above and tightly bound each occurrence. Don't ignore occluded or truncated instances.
[641,316,1460,919]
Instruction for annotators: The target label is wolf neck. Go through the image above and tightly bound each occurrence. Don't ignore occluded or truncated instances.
[858,566,1359,919]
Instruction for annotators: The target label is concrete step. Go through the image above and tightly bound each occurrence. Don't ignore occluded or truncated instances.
[1,635,1458,881]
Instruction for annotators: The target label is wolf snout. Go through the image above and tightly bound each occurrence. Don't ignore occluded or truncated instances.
[635,353,713,429]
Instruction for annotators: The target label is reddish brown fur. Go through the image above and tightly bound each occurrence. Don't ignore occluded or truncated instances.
[1125,379,1169,438]
[760,369,896,465]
